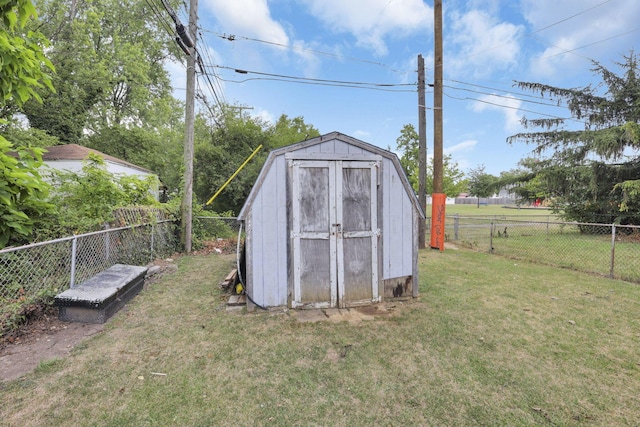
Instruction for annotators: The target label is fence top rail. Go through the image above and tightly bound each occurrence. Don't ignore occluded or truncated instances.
[0,219,174,255]
[447,216,640,230]
[195,216,239,221]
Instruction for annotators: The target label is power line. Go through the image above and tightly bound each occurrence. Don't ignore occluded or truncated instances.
[443,84,566,109]
[535,26,640,61]
[144,0,177,40]
[210,64,416,90]
[462,0,612,62]
[443,90,580,123]
[196,54,225,108]
[446,79,562,102]
[215,74,416,92]
[531,0,611,34]
[200,28,414,75]
[196,29,226,105]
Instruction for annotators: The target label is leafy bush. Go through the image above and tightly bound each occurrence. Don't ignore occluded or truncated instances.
[195,209,237,240]
[47,153,161,235]
[0,139,55,248]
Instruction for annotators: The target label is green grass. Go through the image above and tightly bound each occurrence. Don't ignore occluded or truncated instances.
[1,250,639,426]
[446,215,640,284]
[440,203,555,217]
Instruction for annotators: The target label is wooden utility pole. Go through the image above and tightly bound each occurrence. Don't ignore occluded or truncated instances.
[433,0,443,194]
[417,54,427,249]
[180,0,198,253]
[430,0,445,251]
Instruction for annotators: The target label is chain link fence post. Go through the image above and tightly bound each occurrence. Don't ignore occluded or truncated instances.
[489,220,494,253]
[151,223,155,261]
[454,214,459,240]
[105,224,111,262]
[610,224,616,278]
[70,235,78,288]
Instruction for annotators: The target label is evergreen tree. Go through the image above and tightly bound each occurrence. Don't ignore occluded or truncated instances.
[508,52,640,224]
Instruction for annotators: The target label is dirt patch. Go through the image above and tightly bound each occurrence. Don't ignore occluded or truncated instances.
[192,238,238,255]
[0,256,180,382]
[0,317,103,382]
[354,304,395,317]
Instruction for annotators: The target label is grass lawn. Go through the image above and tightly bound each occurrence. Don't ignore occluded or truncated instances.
[1,249,639,426]
[440,203,556,218]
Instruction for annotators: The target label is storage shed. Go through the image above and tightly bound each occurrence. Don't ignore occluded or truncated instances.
[237,132,425,310]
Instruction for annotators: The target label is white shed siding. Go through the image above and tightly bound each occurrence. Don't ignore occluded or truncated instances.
[298,140,356,155]
[381,158,414,279]
[239,132,424,309]
[293,141,414,280]
[246,156,289,307]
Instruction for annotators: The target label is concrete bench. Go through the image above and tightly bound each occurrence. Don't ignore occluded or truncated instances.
[54,264,148,324]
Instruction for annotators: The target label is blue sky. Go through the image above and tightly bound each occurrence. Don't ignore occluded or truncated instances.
[169,0,640,176]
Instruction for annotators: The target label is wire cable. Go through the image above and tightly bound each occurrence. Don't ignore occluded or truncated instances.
[443,84,567,109]
[144,0,177,40]
[211,64,416,89]
[534,27,640,61]
[443,90,581,124]
[201,28,414,75]
[461,0,612,62]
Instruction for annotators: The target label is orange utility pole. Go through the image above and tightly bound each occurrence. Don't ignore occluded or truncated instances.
[430,0,445,251]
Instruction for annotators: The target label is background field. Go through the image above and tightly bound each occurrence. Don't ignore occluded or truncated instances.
[436,203,555,217]
[1,247,639,426]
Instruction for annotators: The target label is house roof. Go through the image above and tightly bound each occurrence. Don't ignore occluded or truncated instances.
[42,144,152,174]
[238,131,425,220]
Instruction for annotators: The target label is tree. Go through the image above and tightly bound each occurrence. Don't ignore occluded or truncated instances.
[494,158,548,206]
[194,109,270,214]
[268,114,320,149]
[0,0,54,108]
[0,0,55,248]
[396,124,420,190]
[16,0,187,195]
[427,155,467,198]
[49,154,159,234]
[22,0,178,143]
[467,165,497,208]
[395,124,466,197]
[194,110,320,214]
[508,52,640,224]
[84,116,184,195]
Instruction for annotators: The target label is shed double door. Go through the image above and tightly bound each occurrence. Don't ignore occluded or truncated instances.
[290,158,380,308]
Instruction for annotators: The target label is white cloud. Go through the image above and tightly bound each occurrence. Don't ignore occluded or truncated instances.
[299,0,432,56]
[166,60,187,102]
[427,140,478,172]
[471,94,523,132]
[446,139,478,155]
[203,0,289,46]
[522,0,640,80]
[291,39,325,78]
[353,129,371,140]
[252,107,275,124]
[448,9,523,78]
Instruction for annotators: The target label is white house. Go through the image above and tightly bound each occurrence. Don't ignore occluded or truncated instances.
[41,144,159,199]
[41,144,154,179]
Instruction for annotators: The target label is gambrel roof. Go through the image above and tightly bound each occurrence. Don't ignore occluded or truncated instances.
[239,131,425,220]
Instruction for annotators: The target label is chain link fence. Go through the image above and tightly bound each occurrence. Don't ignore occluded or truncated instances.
[195,216,242,240]
[441,214,640,284]
[1,219,178,334]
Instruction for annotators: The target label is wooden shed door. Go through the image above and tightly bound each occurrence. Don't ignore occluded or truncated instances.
[291,159,380,308]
